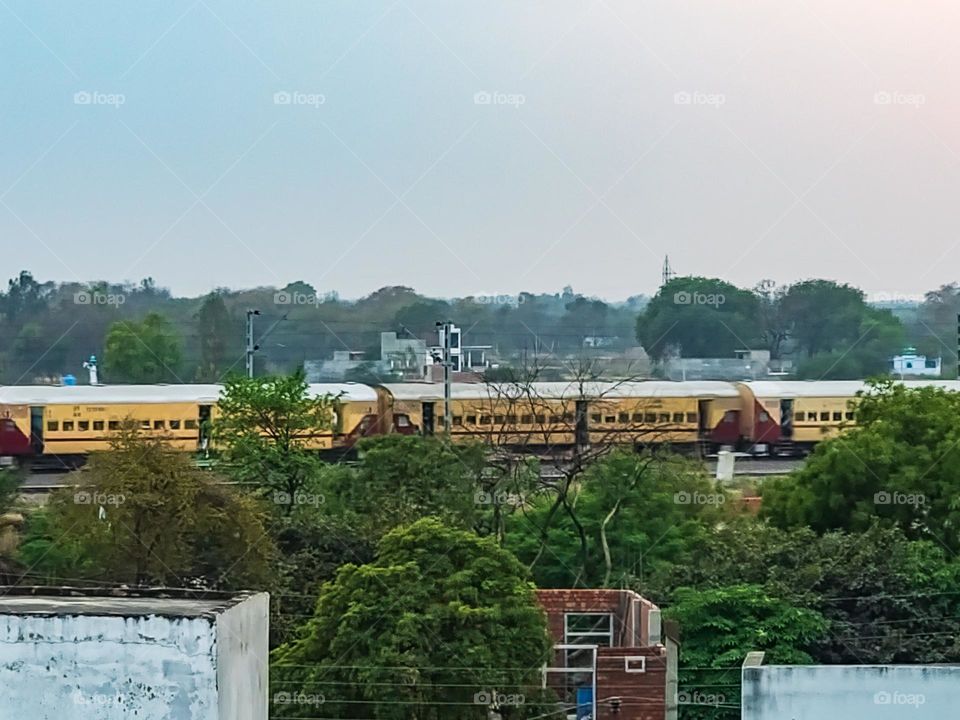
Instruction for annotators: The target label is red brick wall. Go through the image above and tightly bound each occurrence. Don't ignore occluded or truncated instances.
[535,590,670,720]
[596,646,668,720]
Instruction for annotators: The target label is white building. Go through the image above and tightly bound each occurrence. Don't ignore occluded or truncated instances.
[0,588,268,720]
[891,347,941,377]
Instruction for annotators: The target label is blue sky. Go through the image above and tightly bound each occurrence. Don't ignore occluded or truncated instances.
[2,0,958,300]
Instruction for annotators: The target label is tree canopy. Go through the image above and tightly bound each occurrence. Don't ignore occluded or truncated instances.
[272,517,553,719]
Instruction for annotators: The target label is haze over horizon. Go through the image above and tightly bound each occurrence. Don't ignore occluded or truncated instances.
[4,0,959,299]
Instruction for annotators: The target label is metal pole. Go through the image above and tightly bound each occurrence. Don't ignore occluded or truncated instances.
[443,321,452,436]
[246,309,260,378]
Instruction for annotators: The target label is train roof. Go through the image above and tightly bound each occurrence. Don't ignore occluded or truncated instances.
[380,380,740,401]
[0,382,378,405]
[742,380,960,399]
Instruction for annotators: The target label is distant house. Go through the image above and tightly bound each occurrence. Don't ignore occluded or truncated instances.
[891,347,941,377]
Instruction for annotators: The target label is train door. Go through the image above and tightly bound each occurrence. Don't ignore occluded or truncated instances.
[29,406,44,454]
[422,402,435,436]
[198,404,212,451]
[779,399,794,439]
[575,400,589,447]
[697,400,710,436]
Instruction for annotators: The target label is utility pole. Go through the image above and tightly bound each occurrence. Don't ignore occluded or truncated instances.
[246,309,261,378]
[436,320,452,436]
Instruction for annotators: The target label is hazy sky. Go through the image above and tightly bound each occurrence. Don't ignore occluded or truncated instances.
[3,0,959,300]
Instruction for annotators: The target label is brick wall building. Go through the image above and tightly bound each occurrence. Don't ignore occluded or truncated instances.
[536,589,678,720]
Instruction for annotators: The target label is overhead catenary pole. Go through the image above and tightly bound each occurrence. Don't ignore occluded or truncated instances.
[436,320,452,436]
[442,320,452,436]
[246,309,261,378]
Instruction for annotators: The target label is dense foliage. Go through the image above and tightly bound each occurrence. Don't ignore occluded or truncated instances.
[18,428,274,588]
[272,518,553,719]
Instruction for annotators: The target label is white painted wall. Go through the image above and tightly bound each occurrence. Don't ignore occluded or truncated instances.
[0,613,219,719]
[216,592,269,720]
[0,593,269,720]
[742,665,960,720]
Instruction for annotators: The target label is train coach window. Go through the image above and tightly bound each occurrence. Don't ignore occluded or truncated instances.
[619,413,629,423]
[169,420,181,430]
[108,421,120,430]
[795,411,805,421]
[632,412,643,423]
[154,420,165,430]
[686,413,698,423]
[78,420,89,431]
[672,412,684,423]
[550,415,561,424]
[845,412,855,420]
[185,419,198,430]
[832,412,842,421]
[140,420,151,430]
[659,413,670,423]
[479,416,492,425]
[93,420,104,431]
[521,414,533,424]
[819,412,829,421]
[62,421,74,431]
[507,415,517,424]
[494,415,505,424]
[644,413,657,423]
[466,415,477,425]
[605,415,616,424]
[47,421,58,431]
[591,413,602,423]
[536,414,546,424]
[453,416,463,426]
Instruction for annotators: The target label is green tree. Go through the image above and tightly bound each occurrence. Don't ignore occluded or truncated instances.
[212,370,335,505]
[194,291,234,381]
[272,518,553,719]
[507,451,721,588]
[653,520,960,665]
[18,427,273,588]
[667,584,828,719]
[321,435,485,541]
[636,277,761,360]
[762,380,960,549]
[102,312,182,382]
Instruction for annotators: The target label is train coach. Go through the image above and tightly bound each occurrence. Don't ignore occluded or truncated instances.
[736,380,960,455]
[0,383,379,467]
[375,380,743,452]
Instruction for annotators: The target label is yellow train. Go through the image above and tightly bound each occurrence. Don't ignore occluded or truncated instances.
[3,379,959,465]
